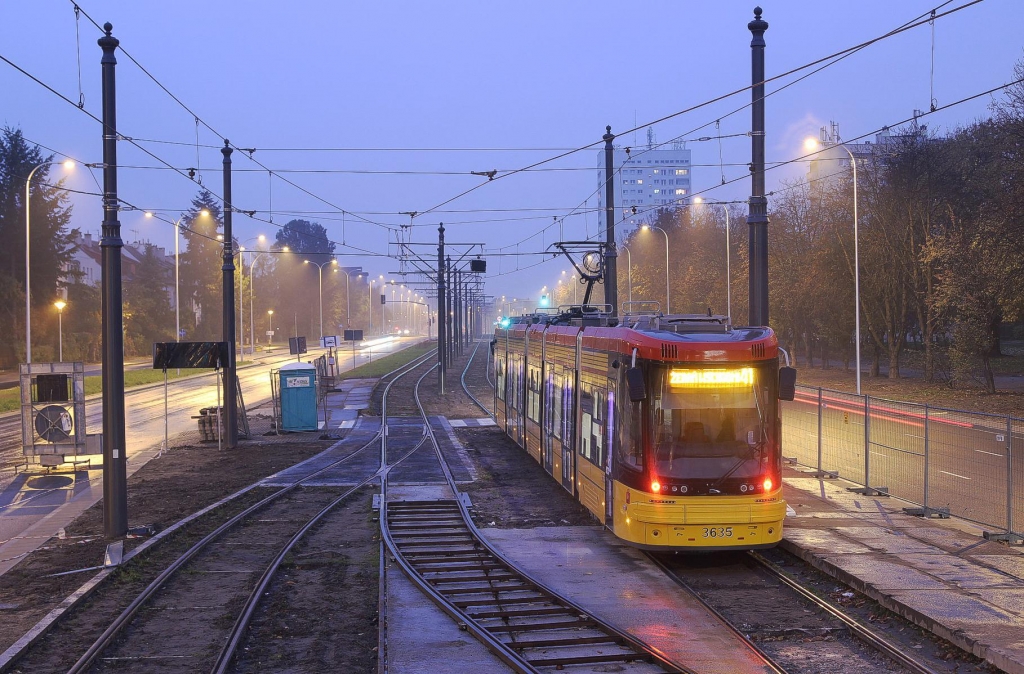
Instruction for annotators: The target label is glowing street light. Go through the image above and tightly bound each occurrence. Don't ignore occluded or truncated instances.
[304,258,338,341]
[54,300,66,362]
[25,159,74,363]
[642,223,670,314]
[267,309,275,344]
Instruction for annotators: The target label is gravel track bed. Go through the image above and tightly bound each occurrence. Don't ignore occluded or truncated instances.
[660,548,999,674]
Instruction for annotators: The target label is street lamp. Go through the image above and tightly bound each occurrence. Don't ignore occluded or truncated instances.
[54,300,66,362]
[25,159,74,364]
[304,258,337,341]
[694,197,732,320]
[236,234,266,361]
[805,137,861,394]
[368,278,376,335]
[267,309,274,344]
[145,211,190,344]
[339,268,362,330]
[642,224,670,314]
[620,246,632,307]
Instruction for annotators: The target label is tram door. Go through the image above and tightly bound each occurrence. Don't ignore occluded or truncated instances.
[542,366,554,475]
[560,375,574,492]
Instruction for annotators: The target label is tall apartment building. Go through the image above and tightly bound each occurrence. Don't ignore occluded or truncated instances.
[597,137,693,231]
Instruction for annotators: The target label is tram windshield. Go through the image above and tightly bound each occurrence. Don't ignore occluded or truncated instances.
[649,365,770,479]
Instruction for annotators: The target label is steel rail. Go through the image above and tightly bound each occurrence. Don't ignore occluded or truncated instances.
[460,338,492,417]
[375,360,690,672]
[644,552,789,674]
[211,349,438,673]
[746,551,942,674]
[65,349,438,674]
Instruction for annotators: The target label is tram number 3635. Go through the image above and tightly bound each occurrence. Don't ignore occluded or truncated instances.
[702,527,734,538]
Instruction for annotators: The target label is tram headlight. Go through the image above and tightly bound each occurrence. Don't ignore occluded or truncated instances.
[650,480,661,493]
[763,477,773,492]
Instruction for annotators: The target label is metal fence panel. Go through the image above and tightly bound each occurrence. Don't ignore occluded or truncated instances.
[867,398,925,504]
[783,385,1022,541]
[782,388,819,467]
[926,406,1009,529]
[818,388,868,485]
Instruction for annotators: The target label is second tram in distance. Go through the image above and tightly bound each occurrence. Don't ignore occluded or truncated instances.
[492,306,796,551]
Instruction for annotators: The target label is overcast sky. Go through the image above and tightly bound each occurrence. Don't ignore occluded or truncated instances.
[3,1,1022,303]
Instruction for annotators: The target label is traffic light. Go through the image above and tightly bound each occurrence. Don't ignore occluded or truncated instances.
[380,294,386,305]
[539,294,549,307]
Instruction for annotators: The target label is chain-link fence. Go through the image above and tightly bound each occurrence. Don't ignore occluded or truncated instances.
[783,385,1023,544]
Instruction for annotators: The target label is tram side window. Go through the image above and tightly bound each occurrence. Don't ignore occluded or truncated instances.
[551,373,563,439]
[619,376,642,470]
[534,369,543,422]
[562,378,573,442]
[580,390,594,464]
[496,358,506,401]
[579,386,605,467]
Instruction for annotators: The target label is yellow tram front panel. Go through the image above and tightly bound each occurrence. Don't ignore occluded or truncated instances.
[611,482,786,549]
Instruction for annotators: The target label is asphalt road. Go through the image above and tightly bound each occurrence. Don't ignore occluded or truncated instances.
[0,337,412,478]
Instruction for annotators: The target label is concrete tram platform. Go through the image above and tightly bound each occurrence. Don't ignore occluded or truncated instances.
[781,466,1024,674]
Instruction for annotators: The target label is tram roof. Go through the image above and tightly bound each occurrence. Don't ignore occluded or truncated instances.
[493,315,778,363]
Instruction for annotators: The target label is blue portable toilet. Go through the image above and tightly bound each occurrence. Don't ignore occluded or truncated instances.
[279,362,318,431]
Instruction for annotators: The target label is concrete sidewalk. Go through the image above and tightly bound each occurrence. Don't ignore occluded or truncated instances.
[782,466,1024,673]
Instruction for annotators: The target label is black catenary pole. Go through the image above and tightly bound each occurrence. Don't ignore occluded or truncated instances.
[603,127,618,318]
[99,23,127,538]
[222,141,238,447]
[455,268,462,355]
[747,6,770,326]
[437,224,446,393]
[446,256,454,367]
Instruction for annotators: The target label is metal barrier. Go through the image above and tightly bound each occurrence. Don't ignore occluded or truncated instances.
[782,385,1023,544]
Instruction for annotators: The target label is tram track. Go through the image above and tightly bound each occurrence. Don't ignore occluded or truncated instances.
[379,344,692,673]
[2,350,437,674]
[649,549,959,674]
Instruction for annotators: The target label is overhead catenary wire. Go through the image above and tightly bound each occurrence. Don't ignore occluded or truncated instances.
[485,75,1024,281]
[6,0,986,270]
[412,0,980,220]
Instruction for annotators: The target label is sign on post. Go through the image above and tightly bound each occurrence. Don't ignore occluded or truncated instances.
[344,329,364,341]
[320,335,338,348]
[289,336,308,356]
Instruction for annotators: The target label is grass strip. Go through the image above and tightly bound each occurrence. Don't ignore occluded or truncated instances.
[336,341,434,380]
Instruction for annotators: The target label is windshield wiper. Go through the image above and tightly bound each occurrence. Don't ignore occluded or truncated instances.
[708,441,764,491]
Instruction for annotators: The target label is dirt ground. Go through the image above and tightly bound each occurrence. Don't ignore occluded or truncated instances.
[0,439,330,658]
[0,343,596,673]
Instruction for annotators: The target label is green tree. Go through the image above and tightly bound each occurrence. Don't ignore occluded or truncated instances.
[178,190,223,341]
[124,244,173,354]
[271,219,336,340]
[0,127,75,365]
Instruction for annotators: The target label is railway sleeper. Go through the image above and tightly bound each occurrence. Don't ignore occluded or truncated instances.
[488,618,597,633]
[467,606,567,620]
[507,635,623,649]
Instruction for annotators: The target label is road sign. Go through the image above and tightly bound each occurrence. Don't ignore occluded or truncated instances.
[320,335,339,348]
[289,336,307,355]
[266,330,275,336]
[344,329,363,341]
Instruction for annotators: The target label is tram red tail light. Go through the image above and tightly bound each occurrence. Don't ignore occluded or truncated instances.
[651,480,661,493]
[763,477,773,492]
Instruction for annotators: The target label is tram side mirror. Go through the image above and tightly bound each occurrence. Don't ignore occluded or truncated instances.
[626,367,646,402]
[779,367,797,401]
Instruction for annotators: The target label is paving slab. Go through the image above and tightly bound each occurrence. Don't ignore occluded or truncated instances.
[783,466,1024,674]
[483,526,776,674]
[384,560,512,674]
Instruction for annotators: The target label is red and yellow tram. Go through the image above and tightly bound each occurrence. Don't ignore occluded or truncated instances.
[492,308,795,551]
